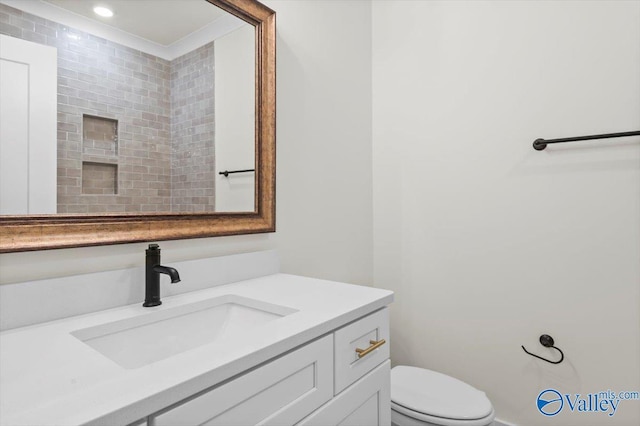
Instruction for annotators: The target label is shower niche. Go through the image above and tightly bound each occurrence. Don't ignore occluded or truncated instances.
[81,115,119,196]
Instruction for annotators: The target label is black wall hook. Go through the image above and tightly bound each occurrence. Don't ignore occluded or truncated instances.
[522,334,564,364]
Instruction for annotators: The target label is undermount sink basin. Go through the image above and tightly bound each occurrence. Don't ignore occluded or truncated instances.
[71,295,298,369]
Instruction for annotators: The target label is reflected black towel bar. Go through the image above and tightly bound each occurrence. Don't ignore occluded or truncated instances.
[219,169,255,177]
[533,130,640,151]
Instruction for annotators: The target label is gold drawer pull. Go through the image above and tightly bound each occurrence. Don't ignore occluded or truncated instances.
[355,339,386,358]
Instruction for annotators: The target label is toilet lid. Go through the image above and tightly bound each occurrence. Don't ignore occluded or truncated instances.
[391,366,493,421]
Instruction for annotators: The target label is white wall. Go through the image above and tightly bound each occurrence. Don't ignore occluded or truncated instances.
[0,1,373,288]
[373,1,640,425]
[263,0,373,283]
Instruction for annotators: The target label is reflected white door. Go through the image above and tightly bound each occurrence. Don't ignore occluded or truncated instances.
[0,34,57,214]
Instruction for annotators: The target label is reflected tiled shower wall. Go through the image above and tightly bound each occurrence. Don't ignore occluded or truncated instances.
[0,4,216,213]
[171,44,216,213]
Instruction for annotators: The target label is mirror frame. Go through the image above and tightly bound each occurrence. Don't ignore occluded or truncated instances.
[0,0,275,253]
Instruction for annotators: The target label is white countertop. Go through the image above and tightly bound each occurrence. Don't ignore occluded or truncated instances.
[0,273,393,426]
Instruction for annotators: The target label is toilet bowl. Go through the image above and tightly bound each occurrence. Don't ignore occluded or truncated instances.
[391,366,495,426]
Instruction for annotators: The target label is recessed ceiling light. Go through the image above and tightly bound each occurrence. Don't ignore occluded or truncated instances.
[93,6,113,18]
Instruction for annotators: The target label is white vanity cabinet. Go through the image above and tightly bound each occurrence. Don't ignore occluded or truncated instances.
[148,308,390,426]
[0,261,394,426]
[297,361,390,426]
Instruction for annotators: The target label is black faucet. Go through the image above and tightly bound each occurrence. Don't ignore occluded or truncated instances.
[144,244,181,307]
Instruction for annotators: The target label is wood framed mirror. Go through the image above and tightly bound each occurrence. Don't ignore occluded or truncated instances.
[0,0,275,253]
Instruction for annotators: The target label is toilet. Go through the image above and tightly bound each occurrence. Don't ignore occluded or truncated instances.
[391,366,495,426]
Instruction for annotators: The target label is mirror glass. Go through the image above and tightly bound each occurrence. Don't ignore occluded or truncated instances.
[0,0,255,215]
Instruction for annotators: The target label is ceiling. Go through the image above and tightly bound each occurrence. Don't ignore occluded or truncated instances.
[43,0,227,46]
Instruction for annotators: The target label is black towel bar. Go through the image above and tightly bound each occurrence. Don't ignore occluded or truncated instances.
[533,130,640,151]
[218,169,255,177]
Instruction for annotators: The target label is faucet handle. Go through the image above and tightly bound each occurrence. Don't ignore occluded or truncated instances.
[147,243,160,253]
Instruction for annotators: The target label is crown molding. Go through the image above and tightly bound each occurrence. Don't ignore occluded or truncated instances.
[0,0,245,60]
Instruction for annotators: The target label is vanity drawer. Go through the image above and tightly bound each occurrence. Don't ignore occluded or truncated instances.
[153,335,333,426]
[334,308,390,394]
